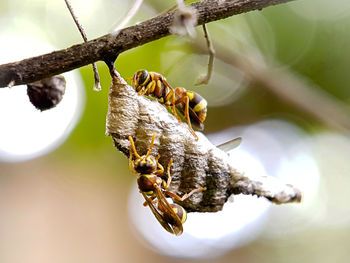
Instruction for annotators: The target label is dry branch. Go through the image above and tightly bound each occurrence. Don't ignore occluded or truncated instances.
[195,24,215,85]
[106,70,301,213]
[0,0,295,88]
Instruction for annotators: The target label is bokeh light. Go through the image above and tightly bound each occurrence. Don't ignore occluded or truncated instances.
[128,181,270,259]
[289,0,350,21]
[0,20,84,162]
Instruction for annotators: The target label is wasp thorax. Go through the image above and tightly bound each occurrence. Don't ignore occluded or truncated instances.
[133,155,157,174]
[137,174,162,193]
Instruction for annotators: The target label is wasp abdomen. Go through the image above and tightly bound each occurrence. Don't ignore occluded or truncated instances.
[187,91,207,123]
[170,204,187,224]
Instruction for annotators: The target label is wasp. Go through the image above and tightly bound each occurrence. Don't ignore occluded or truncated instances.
[132,70,208,140]
[128,133,206,235]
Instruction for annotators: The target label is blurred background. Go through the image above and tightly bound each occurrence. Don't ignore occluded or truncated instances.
[1,0,350,262]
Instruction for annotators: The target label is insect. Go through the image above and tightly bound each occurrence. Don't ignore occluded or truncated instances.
[132,70,208,140]
[128,133,206,235]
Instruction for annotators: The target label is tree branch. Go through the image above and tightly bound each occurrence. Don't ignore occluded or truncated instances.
[0,0,295,88]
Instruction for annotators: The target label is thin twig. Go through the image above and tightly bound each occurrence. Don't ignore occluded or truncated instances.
[112,0,144,33]
[64,0,88,41]
[64,0,101,91]
[195,24,215,85]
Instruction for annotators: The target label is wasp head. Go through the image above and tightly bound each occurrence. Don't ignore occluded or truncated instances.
[133,70,150,91]
[133,154,158,174]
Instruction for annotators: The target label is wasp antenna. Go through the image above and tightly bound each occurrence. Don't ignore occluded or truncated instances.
[145,133,157,158]
[128,136,141,159]
[129,151,138,174]
[167,159,173,174]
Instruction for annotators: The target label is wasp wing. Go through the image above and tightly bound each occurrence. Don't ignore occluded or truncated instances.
[188,107,205,131]
[153,184,183,236]
[140,191,175,235]
[175,103,204,131]
[217,137,242,153]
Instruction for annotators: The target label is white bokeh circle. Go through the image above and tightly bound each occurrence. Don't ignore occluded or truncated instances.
[0,30,84,162]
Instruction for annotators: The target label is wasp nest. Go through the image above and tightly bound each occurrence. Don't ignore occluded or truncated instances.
[106,70,301,212]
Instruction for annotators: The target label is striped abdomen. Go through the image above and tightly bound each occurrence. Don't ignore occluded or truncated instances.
[186,91,207,124]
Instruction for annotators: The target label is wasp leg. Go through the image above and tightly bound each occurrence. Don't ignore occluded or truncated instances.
[175,95,199,140]
[154,155,165,175]
[137,80,156,95]
[162,159,173,190]
[160,79,181,121]
[165,187,206,202]
[147,134,166,176]
[136,85,145,95]
[138,80,156,96]
[171,91,182,122]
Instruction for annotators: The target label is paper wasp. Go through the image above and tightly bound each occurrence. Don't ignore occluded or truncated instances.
[128,133,206,235]
[132,70,208,140]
